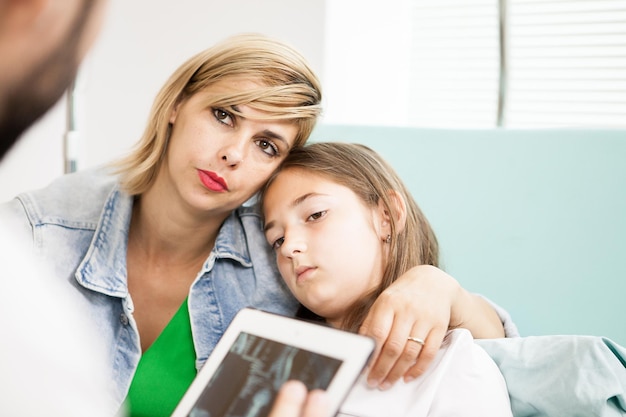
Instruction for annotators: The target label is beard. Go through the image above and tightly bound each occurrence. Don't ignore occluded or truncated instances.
[0,1,97,160]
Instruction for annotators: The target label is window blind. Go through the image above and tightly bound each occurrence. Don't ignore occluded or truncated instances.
[505,0,626,128]
[324,0,626,128]
[408,0,626,128]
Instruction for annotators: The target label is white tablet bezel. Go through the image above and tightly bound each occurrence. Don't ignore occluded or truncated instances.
[171,307,375,417]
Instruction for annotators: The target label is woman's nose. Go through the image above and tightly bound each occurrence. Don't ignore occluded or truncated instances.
[221,152,242,167]
[219,138,245,167]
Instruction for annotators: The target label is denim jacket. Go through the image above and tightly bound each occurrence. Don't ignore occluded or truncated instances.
[0,168,299,410]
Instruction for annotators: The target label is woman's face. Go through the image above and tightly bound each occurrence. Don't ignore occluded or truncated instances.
[263,168,386,327]
[162,78,299,219]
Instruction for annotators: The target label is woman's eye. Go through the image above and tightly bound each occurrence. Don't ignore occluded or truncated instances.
[271,237,284,250]
[307,211,326,221]
[255,139,280,157]
[213,108,233,126]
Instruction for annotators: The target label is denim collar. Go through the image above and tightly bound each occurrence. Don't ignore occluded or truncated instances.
[75,186,252,298]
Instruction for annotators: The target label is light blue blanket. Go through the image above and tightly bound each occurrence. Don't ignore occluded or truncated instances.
[477,336,626,417]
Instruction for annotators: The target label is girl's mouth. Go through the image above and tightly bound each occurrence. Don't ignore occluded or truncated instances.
[295,265,316,283]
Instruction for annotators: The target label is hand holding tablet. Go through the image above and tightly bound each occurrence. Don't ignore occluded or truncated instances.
[171,308,375,417]
[268,381,328,417]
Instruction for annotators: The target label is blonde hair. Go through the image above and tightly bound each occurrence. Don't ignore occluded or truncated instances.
[113,33,322,195]
[261,142,439,332]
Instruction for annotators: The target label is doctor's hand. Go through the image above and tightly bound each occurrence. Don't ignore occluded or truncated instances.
[359,265,505,390]
[269,381,329,417]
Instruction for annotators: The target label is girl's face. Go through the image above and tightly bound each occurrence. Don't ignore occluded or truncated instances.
[162,78,299,219]
[263,168,386,327]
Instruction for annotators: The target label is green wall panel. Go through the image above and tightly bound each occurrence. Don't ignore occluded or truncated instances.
[310,125,626,345]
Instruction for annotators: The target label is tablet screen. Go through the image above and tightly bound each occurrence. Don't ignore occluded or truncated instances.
[187,332,341,417]
[171,308,375,417]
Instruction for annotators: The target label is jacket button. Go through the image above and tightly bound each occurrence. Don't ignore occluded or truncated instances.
[120,313,129,326]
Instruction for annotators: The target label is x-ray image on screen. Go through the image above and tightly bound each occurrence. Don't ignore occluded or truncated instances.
[188,332,342,417]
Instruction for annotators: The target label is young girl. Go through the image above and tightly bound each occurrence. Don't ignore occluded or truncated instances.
[262,142,513,416]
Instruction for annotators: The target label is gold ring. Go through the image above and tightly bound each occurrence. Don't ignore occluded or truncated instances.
[407,336,425,345]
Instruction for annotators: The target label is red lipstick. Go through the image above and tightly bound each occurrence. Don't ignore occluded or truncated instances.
[198,169,228,192]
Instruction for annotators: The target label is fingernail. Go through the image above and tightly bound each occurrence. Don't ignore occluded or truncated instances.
[379,381,392,391]
[404,376,414,383]
[367,379,379,388]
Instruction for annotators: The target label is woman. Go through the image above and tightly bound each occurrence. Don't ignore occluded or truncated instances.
[261,142,513,416]
[0,34,513,416]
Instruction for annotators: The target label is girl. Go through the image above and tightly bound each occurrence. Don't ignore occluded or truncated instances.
[262,142,513,416]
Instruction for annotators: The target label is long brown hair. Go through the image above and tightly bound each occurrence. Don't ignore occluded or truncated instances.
[261,142,439,332]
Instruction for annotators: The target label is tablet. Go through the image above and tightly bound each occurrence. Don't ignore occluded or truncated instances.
[170,307,375,417]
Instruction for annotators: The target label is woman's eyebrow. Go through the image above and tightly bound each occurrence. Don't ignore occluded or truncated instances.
[231,105,290,147]
[261,129,289,147]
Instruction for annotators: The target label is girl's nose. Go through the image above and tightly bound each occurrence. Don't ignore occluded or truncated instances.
[280,233,306,258]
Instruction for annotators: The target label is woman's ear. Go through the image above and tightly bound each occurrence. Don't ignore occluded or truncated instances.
[169,100,181,124]
[377,190,408,238]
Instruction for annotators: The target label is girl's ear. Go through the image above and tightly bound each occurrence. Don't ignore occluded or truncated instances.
[378,190,408,238]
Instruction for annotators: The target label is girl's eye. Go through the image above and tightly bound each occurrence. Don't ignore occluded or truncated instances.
[255,139,280,157]
[307,211,327,221]
[271,237,284,250]
[213,108,233,127]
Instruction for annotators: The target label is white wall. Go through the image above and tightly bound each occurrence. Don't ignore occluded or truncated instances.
[0,0,326,202]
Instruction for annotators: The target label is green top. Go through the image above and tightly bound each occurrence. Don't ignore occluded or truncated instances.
[125,298,197,417]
